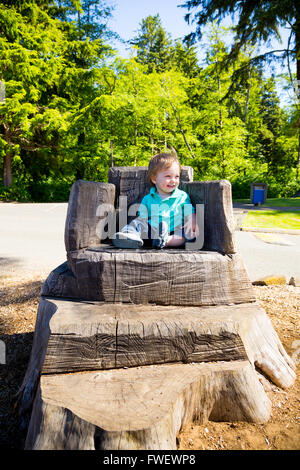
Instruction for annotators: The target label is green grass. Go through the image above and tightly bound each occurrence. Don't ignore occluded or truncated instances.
[233,197,300,207]
[242,210,300,230]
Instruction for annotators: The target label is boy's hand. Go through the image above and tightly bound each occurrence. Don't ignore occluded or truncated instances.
[184,213,199,239]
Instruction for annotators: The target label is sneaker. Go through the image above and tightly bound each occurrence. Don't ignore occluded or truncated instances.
[112,231,144,249]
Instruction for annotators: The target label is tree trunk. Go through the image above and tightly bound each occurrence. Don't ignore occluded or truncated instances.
[244,67,251,124]
[296,1,300,83]
[2,152,12,187]
[110,139,114,167]
[297,132,300,178]
[24,361,272,450]
[295,3,300,177]
[20,298,295,450]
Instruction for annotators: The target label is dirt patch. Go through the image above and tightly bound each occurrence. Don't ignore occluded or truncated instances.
[0,272,44,449]
[178,285,300,451]
[0,272,299,450]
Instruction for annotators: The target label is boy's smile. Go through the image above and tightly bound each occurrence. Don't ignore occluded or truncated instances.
[151,162,180,196]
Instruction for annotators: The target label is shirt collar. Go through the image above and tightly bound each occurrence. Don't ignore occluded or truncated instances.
[150,186,180,199]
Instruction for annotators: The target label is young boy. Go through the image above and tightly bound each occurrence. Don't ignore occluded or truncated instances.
[112,153,199,249]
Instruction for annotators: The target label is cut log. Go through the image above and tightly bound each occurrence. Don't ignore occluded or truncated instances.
[44,250,255,305]
[18,298,295,422]
[181,180,236,254]
[25,361,271,450]
[41,298,249,374]
[64,180,116,254]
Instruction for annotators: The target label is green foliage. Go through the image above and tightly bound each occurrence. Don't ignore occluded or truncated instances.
[0,4,299,201]
[130,14,173,73]
[180,0,298,62]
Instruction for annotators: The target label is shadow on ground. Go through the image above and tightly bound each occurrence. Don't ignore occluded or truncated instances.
[0,257,23,268]
[0,332,34,449]
[0,280,43,307]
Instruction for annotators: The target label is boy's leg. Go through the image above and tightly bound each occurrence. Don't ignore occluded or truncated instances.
[112,218,148,249]
[166,226,185,247]
[165,224,195,248]
[151,221,170,249]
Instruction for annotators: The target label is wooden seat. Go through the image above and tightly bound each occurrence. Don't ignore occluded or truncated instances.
[57,167,243,305]
[20,166,296,451]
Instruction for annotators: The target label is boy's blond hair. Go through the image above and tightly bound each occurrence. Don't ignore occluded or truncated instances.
[148,153,181,186]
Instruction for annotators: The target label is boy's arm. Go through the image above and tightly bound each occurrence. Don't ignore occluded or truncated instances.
[182,194,199,238]
[184,212,199,238]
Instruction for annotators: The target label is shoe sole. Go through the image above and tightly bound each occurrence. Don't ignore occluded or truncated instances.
[112,235,143,249]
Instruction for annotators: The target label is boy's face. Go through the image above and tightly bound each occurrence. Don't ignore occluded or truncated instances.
[151,162,180,195]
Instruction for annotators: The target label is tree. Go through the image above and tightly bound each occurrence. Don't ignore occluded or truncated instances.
[56,0,118,42]
[180,0,300,81]
[130,15,173,73]
[0,0,112,192]
[171,39,201,78]
[180,1,300,190]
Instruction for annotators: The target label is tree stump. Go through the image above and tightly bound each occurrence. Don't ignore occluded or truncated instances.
[25,361,271,450]
[19,170,296,450]
[42,250,255,305]
[20,298,295,450]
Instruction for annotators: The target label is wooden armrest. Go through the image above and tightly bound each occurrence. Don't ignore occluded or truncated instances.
[64,180,116,253]
[180,180,236,254]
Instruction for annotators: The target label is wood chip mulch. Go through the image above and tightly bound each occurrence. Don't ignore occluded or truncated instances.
[0,272,299,450]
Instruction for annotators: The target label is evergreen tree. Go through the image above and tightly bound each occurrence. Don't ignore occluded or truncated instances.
[0,0,112,193]
[180,0,300,82]
[130,15,173,73]
[56,0,118,42]
[171,39,200,78]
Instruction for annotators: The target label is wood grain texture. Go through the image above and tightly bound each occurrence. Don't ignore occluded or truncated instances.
[64,179,116,253]
[20,168,296,451]
[180,180,236,254]
[41,299,249,374]
[19,298,295,421]
[44,250,255,305]
[25,361,271,450]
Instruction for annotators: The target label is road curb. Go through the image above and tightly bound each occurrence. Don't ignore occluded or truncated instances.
[238,227,300,235]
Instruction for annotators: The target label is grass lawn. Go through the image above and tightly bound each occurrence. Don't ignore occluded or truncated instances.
[242,209,300,230]
[233,197,300,207]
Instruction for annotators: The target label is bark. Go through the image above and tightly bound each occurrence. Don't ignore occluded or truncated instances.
[24,361,272,450]
[110,139,114,167]
[2,152,12,187]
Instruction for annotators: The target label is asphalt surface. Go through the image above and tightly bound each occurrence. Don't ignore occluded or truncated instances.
[0,203,67,276]
[0,202,299,282]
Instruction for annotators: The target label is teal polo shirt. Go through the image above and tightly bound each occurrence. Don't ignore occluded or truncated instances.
[138,187,195,233]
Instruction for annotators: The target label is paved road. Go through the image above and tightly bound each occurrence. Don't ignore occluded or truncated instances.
[234,230,300,281]
[0,203,67,276]
[0,202,300,281]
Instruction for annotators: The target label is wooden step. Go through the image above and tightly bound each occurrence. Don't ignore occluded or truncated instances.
[41,298,249,374]
[19,298,295,414]
[42,250,255,305]
[25,360,271,450]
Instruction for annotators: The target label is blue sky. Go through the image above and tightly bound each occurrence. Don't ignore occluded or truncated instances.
[109,0,193,54]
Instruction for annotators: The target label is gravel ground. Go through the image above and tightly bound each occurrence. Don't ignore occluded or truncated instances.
[0,270,299,450]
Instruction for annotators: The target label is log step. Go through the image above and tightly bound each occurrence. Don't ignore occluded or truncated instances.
[35,298,295,390]
[25,360,271,450]
[41,297,249,374]
[42,250,255,306]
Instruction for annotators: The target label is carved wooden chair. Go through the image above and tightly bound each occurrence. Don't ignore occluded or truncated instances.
[22,166,295,450]
[42,166,254,305]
